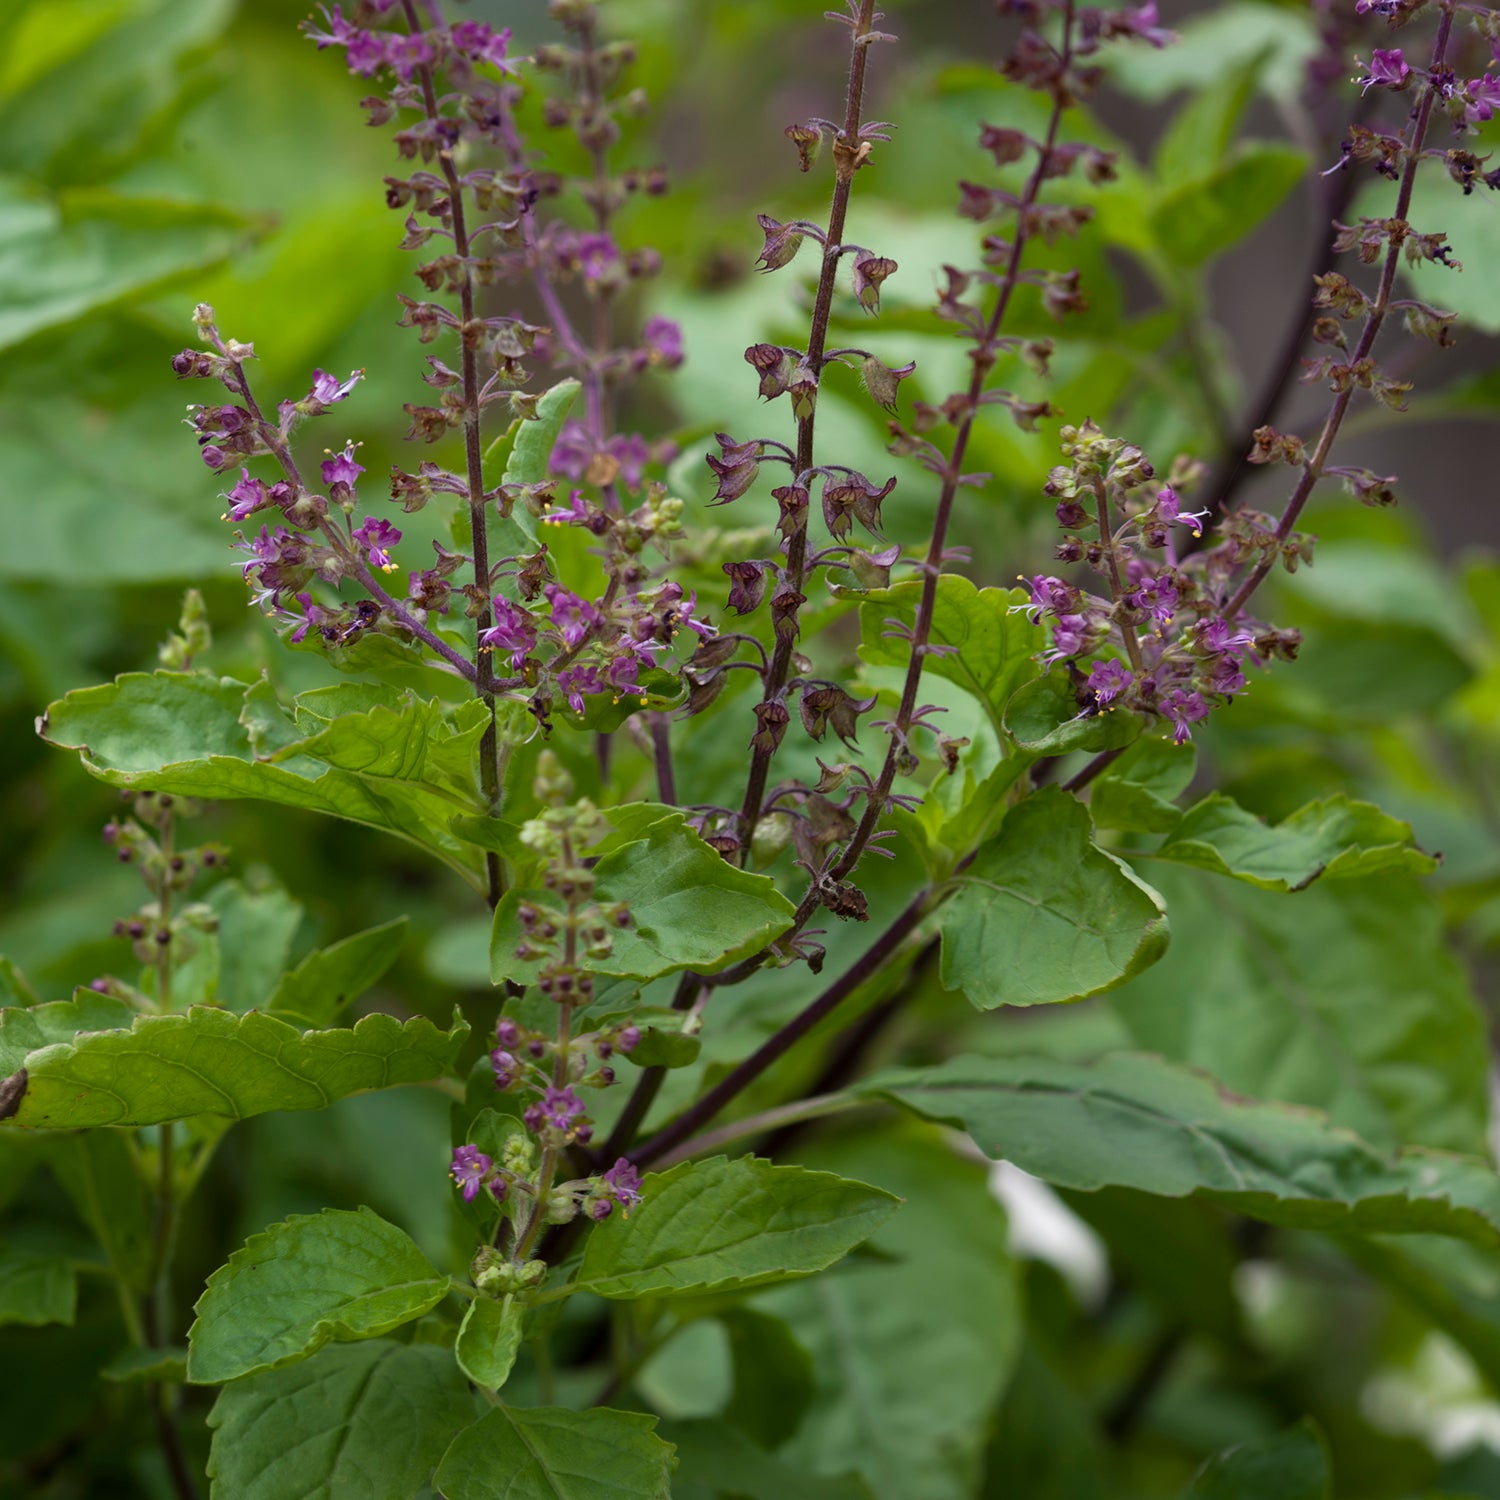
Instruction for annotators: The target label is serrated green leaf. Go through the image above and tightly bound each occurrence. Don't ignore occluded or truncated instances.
[1149,142,1307,267]
[455,1293,523,1392]
[492,812,794,985]
[860,1053,1500,1246]
[208,880,304,1015]
[763,1127,1020,1500]
[858,578,1043,738]
[266,917,408,1028]
[187,1207,450,1384]
[0,1242,75,1327]
[1111,867,1489,1154]
[564,1156,899,1302]
[503,378,581,487]
[434,1403,675,1500]
[1004,670,1144,755]
[0,990,135,1076]
[1089,737,1196,834]
[937,787,1169,1009]
[1154,792,1436,890]
[101,1345,189,1385]
[39,672,488,883]
[2,1007,468,1129]
[206,1339,474,1498]
[1183,1419,1331,1498]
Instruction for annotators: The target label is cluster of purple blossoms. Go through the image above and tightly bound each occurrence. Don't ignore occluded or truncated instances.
[306,6,515,82]
[1022,422,1302,746]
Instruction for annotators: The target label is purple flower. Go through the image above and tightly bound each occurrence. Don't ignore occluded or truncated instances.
[1196,618,1255,658]
[490,1048,519,1089]
[321,441,365,490]
[549,420,592,481]
[449,20,515,71]
[1160,688,1210,745]
[496,1019,523,1049]
[309,368,363,406]
[384,30,435,82]
[540,1086,585,1132]
[1154,486,1210,536]
[545,582,603,650]
[1047,613,1093,661]
[1360,48,1410,95]
[658,582,715,639]
[1018,574,1074,622]
[352,517,401,571]
[1205,656,1247,697]
[450,1144,493,1202]
[558,664,605,714]
[607,434,652,491]
[1466,73,1500,124]
[1128,575,1178,631]
[1354,0,1404,13]
[642,315,684,369]
[224,469,269,522]
[289,591,334,644]
[616,1026,641,1053]
[577,233,622,285]
[601,1157,643,1212]
[1087,659,1133,706]
[478,597,537,670]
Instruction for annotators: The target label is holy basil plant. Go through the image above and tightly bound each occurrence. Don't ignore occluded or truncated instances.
[3,0,1500,1496]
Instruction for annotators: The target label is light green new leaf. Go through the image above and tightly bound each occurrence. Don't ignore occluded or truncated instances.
[187,1207,450,1384]
[938,787,1169,1009]
[101,1346,189,1385]
[207,1340,474,1499]
[503,378,581,487]
[492,812,794,985]
[0,1242,75,1327]
[0,990,134,1076]
[2,1007,468,1130]
[435,1405,675,1500]
[455,1293,524,1392]
[266,918,408,1028]
[861,1053,1500,1246]
[1089,737,1196,834]
[1154,793,1436,890]
[566,1156,899,1301]
[39,672,487,883]
[1111,866,1488,1154]
[858,577,1043,738]
[762,1128,1020,1500]
[1183,1419,1331,1499]
[1004,670,1144,756]
[1149,143,1308,268]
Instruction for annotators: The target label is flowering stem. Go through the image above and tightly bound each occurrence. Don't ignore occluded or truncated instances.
[649,1092,858,1171]
[1221,3,1455,624]
[400,0,507,906]
[735,0,880,852]
[1094,476,1144,673]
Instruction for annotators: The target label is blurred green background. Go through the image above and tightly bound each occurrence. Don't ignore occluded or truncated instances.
[4,0,1500,1494]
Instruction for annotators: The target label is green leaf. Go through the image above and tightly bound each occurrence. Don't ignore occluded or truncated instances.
[1111,867,1489,1154]
[1149,143,1307,268]
[0,1242,75,1327]
[763,1127,1021,1500]
[3,1006,469,1129]
[101,1345,189,1385]
[1154,793,1436,890]
[1153,51,1264,190]
[266,917,408,1028]
[209,880,304,1015]
[982,1337,1109,1500]
[207,1340,475,1499]
[39,673,489,883]
[39,1130,154,1288]
[503,378,581,487]
[1183,1419,1331,1499]
[1004,670,1144,756]
[0,183,249,351]
[0,989,135,1076]
[860,1052,1500,1247]
[0,959,39,1008]
[937,786,1169,1009]
[721,1308,816,1452]
[187,1207,450,1384]
[492,812,794,985]
[858,578,1043,738]
[455,1293,524,1392]
[623,1024,702,1070]
[565,1156,899,1301]
[1089,737,1196,834]
[666,1419,873,1500]
[433,1404,675,1500]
